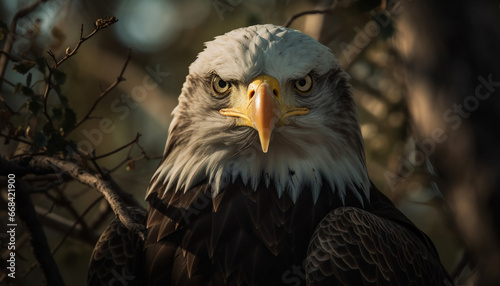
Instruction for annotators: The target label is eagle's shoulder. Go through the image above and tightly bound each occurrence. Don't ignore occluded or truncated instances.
[88,207,146,286]
[306,187,452,285]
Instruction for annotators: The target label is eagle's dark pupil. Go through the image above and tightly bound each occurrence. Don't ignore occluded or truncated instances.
[218,80,227,88]
[298,79,306,86]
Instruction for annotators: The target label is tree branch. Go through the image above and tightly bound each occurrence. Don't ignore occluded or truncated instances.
[2,155,145,241]
[23,156,146,239]
[17,179,65,286]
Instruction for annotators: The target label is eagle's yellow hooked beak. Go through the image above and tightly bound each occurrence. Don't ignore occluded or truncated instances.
[220,75,309,153]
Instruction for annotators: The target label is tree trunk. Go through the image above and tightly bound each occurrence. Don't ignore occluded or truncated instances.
[395,0,500,284]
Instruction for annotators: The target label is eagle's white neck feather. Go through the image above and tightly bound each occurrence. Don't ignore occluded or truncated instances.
[148,24,370,204]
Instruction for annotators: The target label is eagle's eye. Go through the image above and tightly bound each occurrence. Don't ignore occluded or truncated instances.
[294,74,313,94]
[211,75,231,96]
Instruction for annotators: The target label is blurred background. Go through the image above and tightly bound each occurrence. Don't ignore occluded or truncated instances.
[3,0,493,284]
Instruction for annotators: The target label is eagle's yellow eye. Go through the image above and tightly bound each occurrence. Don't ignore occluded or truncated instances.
[212,75,231,96]
[294,74,313,94]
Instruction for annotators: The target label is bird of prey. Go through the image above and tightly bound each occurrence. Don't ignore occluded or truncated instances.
[89,24,452,285]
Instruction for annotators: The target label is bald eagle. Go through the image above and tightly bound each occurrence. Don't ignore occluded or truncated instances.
[89,24,451,285]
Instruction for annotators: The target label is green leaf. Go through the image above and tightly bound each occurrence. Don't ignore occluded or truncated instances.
[14,82,34,96]
[53,83,61,94]
[63,140,76,160]
[52,69,66,85]
[35,57,46,74]
[33,132,48,148]
[57,93,69,107]
[13,62,35,74]
[61,107,76,134]
[52,107,63,120]
[64,140,77,157]
[42,133,77,155]
[46,133,65,154]
[14,83,33,96]
[21,86,34,96]
[28,98,42,115]
[26,73,32,87]
[42,123,53,135]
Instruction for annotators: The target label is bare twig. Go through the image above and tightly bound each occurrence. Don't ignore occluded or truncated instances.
[22,173,67,182]
[108,144,138,172]
[135,136,150,157]
[54,17,118,67]
[65,48,131,136]
[106,134,162,172]
[53,187,93,237]
[50,196,103,254]
[35,205,100,245]
[32,178,65,193]
[0,132,34,145]
[41,16,119,128]
[0,50,18,62]
[93,132,141,160]
[284,1,338,28]
[2,77,17,87]
[41,59,54,127]
[284,0,361,28]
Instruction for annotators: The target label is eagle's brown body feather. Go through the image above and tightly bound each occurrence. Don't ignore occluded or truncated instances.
[145,178,362,285]
[89,180,450,285]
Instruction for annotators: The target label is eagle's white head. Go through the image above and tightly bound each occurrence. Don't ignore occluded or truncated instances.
[149,24,370,204]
